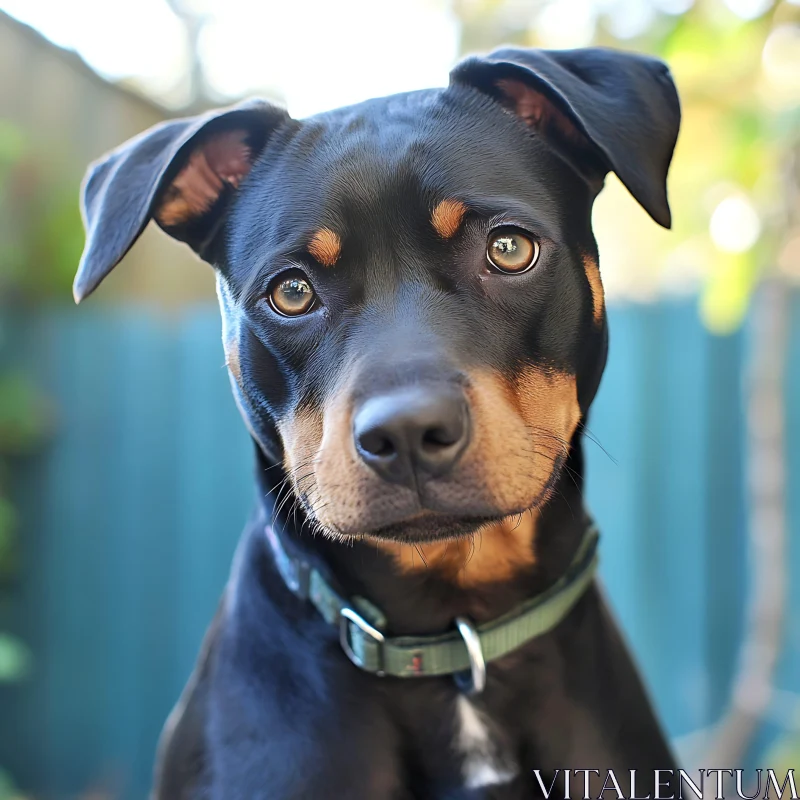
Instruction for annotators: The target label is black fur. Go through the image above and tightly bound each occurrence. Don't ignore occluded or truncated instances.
[75,47,681,799]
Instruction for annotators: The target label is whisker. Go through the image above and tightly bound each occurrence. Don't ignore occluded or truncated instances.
[578,422,618,465]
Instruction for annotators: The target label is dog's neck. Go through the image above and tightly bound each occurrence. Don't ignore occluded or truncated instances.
[253,432,590,634]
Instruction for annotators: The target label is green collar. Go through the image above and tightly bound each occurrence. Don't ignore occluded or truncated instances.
[264,522,599,694]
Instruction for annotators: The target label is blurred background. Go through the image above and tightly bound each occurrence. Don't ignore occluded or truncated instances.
[0,0,798,796]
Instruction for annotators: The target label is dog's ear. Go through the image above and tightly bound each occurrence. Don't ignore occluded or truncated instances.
[450,47,680,228]
[74,100,290,303]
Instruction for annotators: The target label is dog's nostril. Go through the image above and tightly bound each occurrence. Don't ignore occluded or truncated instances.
[422,425,459,450]
[359,431,396,458]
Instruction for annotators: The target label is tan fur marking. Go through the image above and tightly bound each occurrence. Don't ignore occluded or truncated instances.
[582,253,604,324]
[308,228,341,267]
[276,360,580,583]
[156,130,252,227]
[377,368,580,585]
[282,366,580,542]
[511,367,581,449]
[278,405,325,504]
[431,199,467,239]
[376,513,537,588]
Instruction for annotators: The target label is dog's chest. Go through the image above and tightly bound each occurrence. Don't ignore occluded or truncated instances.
[453,695,518,790]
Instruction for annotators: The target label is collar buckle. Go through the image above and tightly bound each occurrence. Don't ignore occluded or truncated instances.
[339,606,386,677]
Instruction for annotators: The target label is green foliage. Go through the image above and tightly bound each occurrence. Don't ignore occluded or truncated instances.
[0,767,22,800]
[0,118,61,800]
[764,724,800,778]
[0,121,83,301]
[0,369,50,582]
[0,119,52,579]
[0,632,31,683]
[0,121,28,299]
[0,497,17,583]
[0,371,50,455]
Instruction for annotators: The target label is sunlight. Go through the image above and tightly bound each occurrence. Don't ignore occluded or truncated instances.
[0,0,459,116]
[1,0,187,93]
[709,193,762,254]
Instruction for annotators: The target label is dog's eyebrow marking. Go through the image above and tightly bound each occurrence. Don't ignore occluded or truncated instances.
[307,228,341,267]
[582,253,604,324]
[431,199,467,239]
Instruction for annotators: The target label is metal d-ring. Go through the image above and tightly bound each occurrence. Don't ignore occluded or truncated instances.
[340,606,386,677]
[455,616,486,694]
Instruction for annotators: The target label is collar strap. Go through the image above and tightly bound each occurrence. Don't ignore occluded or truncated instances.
[265,523,599,692]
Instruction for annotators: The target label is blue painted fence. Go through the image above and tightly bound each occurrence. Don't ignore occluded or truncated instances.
[1,296,799,798]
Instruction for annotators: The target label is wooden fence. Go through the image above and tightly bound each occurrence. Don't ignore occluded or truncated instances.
[1,297,798,798]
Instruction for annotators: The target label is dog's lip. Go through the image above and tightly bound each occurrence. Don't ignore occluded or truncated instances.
[349,451,568,543]
[360,511,512,544]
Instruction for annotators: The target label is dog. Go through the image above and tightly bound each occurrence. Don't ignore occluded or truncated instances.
[74,46,681,799]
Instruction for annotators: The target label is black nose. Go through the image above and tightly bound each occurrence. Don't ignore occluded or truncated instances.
[353,386,470,488]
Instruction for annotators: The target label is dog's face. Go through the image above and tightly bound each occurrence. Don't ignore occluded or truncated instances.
[219,97,604,541]
[75,48,679,545]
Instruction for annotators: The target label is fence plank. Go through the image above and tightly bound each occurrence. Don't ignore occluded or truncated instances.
[704,325,747,724]
[106,312,181,795]
[777,294,800,714]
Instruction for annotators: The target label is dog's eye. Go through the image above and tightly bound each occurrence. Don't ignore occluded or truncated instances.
[268,272,317,316]
[486,228,539,274]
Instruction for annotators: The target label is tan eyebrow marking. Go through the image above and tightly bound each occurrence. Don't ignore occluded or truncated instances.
[307,228,341,267]
[582,253,604,324]
[431,199,467,239]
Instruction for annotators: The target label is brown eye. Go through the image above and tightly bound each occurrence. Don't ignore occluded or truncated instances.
[486,228,540,274]
[268,273,317,316]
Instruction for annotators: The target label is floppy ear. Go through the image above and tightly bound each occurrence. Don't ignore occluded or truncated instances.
[450,47,680,228]
[74,99,290,303]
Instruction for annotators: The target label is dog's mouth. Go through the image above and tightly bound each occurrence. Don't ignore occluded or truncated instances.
[361,512,509,544]
[340,450,567,544]
[282,367,580,544]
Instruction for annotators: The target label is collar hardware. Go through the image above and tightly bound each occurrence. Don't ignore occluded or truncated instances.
[454,616,486,694]
[265,522,599,686]
[340,606,386,677]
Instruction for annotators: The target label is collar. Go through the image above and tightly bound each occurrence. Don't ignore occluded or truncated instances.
[264,522,599,694]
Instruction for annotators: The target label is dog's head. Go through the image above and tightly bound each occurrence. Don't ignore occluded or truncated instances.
[75,48,679,545]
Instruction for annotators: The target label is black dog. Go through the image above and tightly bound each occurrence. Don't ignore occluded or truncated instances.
[74,46,681,799]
